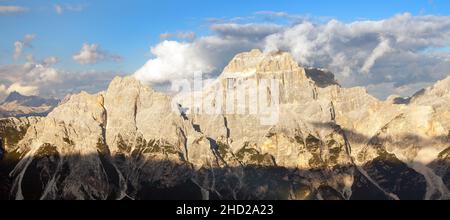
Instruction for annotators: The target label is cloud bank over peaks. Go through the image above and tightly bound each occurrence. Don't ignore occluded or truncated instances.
[54,3,87,15]
[263,13,450,92]
[134,13,450,99]
[0,59,59,100]
[0,55,120,102]
[134,37,261,85]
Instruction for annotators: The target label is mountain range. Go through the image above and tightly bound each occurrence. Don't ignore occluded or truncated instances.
[0,92,59,118]
[0,49,449,200]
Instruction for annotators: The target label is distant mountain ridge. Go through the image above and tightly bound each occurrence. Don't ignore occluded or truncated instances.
[3,92,59,108]
[0,92,59,118]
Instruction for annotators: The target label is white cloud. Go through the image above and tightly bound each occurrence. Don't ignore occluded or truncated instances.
[42,56,59,66]
[6,83,39,96]
[134,35,261,85]
[0,55,61,100]
[253,11,309,22]
[134,13,450,99]
[2,35,119,102]
[263,13,450,98]
[134,40,215,84]
[160,31,196,41]
[0,6,28,14]
[73,43,122,65]
[0,58,120,101]
[14,34,35,60]
[0,61,60,85]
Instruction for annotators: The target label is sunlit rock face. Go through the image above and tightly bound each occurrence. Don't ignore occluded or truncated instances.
[1,49,449,200]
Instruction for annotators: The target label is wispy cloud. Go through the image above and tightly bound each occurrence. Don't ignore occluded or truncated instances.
[134,13,450,99]
[0,5,28,14]
[73,43,122,65]
[255,11,290,17]
[54,3,87,15]
[54,4,63,14]
[0,57,122,100]
[14,34,36,60]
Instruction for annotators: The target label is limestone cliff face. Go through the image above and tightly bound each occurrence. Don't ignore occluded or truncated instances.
[0,49,449,200]
[220,49,314,104]
[0,117,40,153]
[0,92,59,118]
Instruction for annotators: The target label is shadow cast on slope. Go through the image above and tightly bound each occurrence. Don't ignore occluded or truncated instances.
[312,121,450,198]
[0,147,445,200]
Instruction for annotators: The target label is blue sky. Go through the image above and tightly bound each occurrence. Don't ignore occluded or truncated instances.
[1,0,449,73]
[1,0,450,100]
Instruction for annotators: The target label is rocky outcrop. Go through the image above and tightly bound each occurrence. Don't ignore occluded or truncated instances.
[1,49,449,200]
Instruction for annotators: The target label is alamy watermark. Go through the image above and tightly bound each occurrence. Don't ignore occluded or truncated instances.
[170,72,280,125]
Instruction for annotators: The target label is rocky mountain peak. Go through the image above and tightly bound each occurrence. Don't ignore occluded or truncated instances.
[219,50,341,100]
[4,92,25,103]
[222,49,305,77]
[0,50,449,200]
[3,91,59,107]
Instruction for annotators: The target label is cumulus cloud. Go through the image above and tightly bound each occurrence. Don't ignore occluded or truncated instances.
[0,60,51,97]
[0,57,121,101]
[0,60,60,86]
[0,54,60,99]
[0,6,28,14]
[42,56,59,67]
[134,13,450,99]
[253,11,308,22]
[134,35,262,85]
[6,83,39,96]
[134,40,215,84]
[255,11,290,18]
[73,43,122,65]
[264,13,450,90]
[13,34,35,60]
